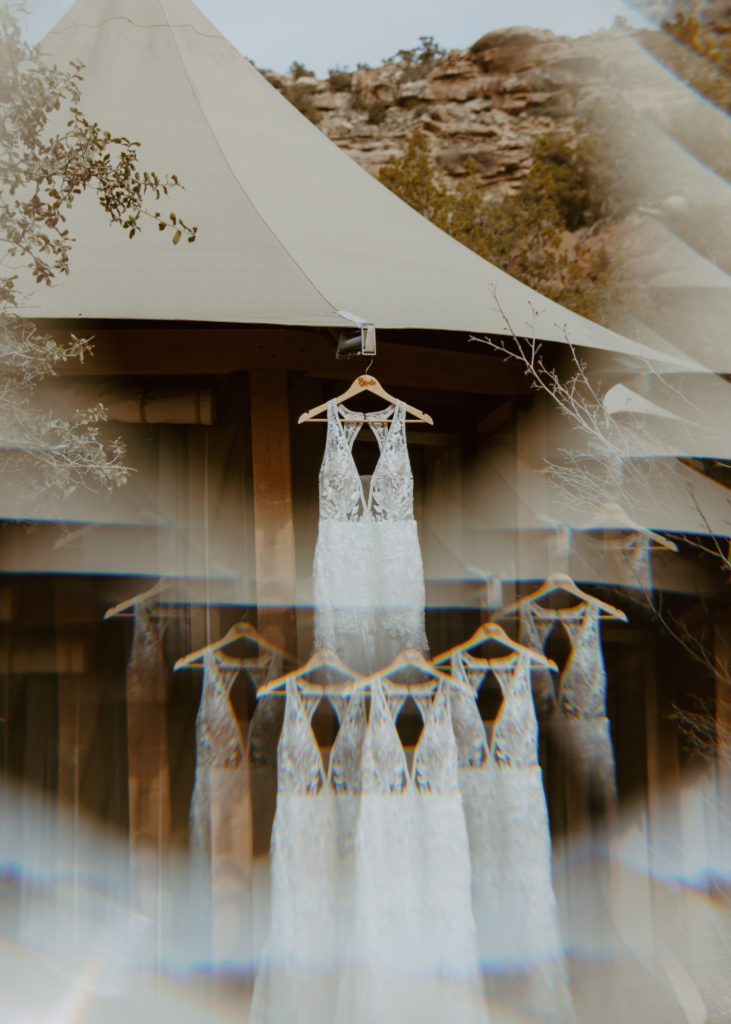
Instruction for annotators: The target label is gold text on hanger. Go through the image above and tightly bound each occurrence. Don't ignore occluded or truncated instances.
[298,375,433,425]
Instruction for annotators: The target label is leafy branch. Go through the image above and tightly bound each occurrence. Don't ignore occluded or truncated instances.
[0,4,198,505]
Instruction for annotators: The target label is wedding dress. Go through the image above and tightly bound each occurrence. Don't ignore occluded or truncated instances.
[312,400,428,672]
[189,651,247,861]
[334,677,488,1024]
[520,601,617,808]
[249,678,339,1024]
[125,602,171,852]
[450,651,573,1022]
[188,651,253,965]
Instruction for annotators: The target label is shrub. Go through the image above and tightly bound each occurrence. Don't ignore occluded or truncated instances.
[350,84,369,112]
[634,11,731,112]
[377,128,628,326]
[289,60,314,80]
[283,83,322,124]
[366,101,388,125]
[387,35,446,67]
[327,66,353,91]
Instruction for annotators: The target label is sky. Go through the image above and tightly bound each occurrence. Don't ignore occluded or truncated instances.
[21,0,655,76]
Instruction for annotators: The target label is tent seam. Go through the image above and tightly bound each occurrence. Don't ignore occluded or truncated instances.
[46,16,221,39]
[158,1,342,319]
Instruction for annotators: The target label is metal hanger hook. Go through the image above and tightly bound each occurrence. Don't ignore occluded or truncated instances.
[365,356,375,374]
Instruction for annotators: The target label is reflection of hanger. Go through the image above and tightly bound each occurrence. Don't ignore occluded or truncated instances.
[104,578,180,620]
[497,572,628,621]
[174,621,294,671]
[298,375,433,425]
[586,502,678,552]
[256,648,360,697]
[257,647,475,700]
[433,622,557,671]
[346,648,474,699]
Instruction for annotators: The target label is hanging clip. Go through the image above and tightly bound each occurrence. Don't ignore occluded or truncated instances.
[334,310,377,359]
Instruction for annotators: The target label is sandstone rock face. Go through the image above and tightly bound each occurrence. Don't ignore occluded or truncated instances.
[257,25,730,349]
[261,26,702,202]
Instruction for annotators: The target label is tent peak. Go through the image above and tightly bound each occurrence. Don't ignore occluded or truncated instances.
[45,0,227,46]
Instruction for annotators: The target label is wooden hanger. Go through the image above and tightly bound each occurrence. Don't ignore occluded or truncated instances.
[345,648,475,699]
[587,502,678,552]
[174,621,294,671]
[298,374,433,425]
[104,577,181,620]
[433,622,557,671]
[497,572,627,621]
[256,648,360,697]
[257,647,474,701]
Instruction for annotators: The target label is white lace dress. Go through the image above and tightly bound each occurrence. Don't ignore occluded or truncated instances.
[520,601,617,809]
[334,678,489,1024]
[189,651,248,862]
[451,651,573,1022]
[249,679,339,1024]
[312,400,428,673]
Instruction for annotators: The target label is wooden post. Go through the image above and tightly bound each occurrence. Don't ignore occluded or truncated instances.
[248,370,297,654]
[644,637,684,953]
[125,604,172,938]
[248,370,297,855]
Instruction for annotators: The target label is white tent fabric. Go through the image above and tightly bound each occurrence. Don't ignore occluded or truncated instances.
[601,375,731,459]
[464,441,731,538]
[17,0,685,364]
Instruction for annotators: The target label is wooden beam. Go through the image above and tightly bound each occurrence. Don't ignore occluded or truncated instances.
[48,325,529,395]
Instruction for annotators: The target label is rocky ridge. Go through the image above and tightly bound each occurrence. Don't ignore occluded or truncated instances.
[260,25,730,359]
[261,25,696,200]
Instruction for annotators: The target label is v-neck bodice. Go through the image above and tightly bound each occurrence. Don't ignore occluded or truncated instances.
[449,651,540,770]
[519,601,607,718]
[318,399,414,522]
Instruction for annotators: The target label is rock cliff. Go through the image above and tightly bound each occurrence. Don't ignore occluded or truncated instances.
[262,25,701,201]
[262,25,729,356]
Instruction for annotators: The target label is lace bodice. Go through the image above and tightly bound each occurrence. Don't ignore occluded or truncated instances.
[274,675,460,797]
[277,678,326,794]
[520,601,607,718]
[194,652,245,769]
[329,694,367,794]
[413,681,459,793]
[360,679,411,794]
[319,400,414,522]
[127,602,167,702]
[450,651,539,769]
